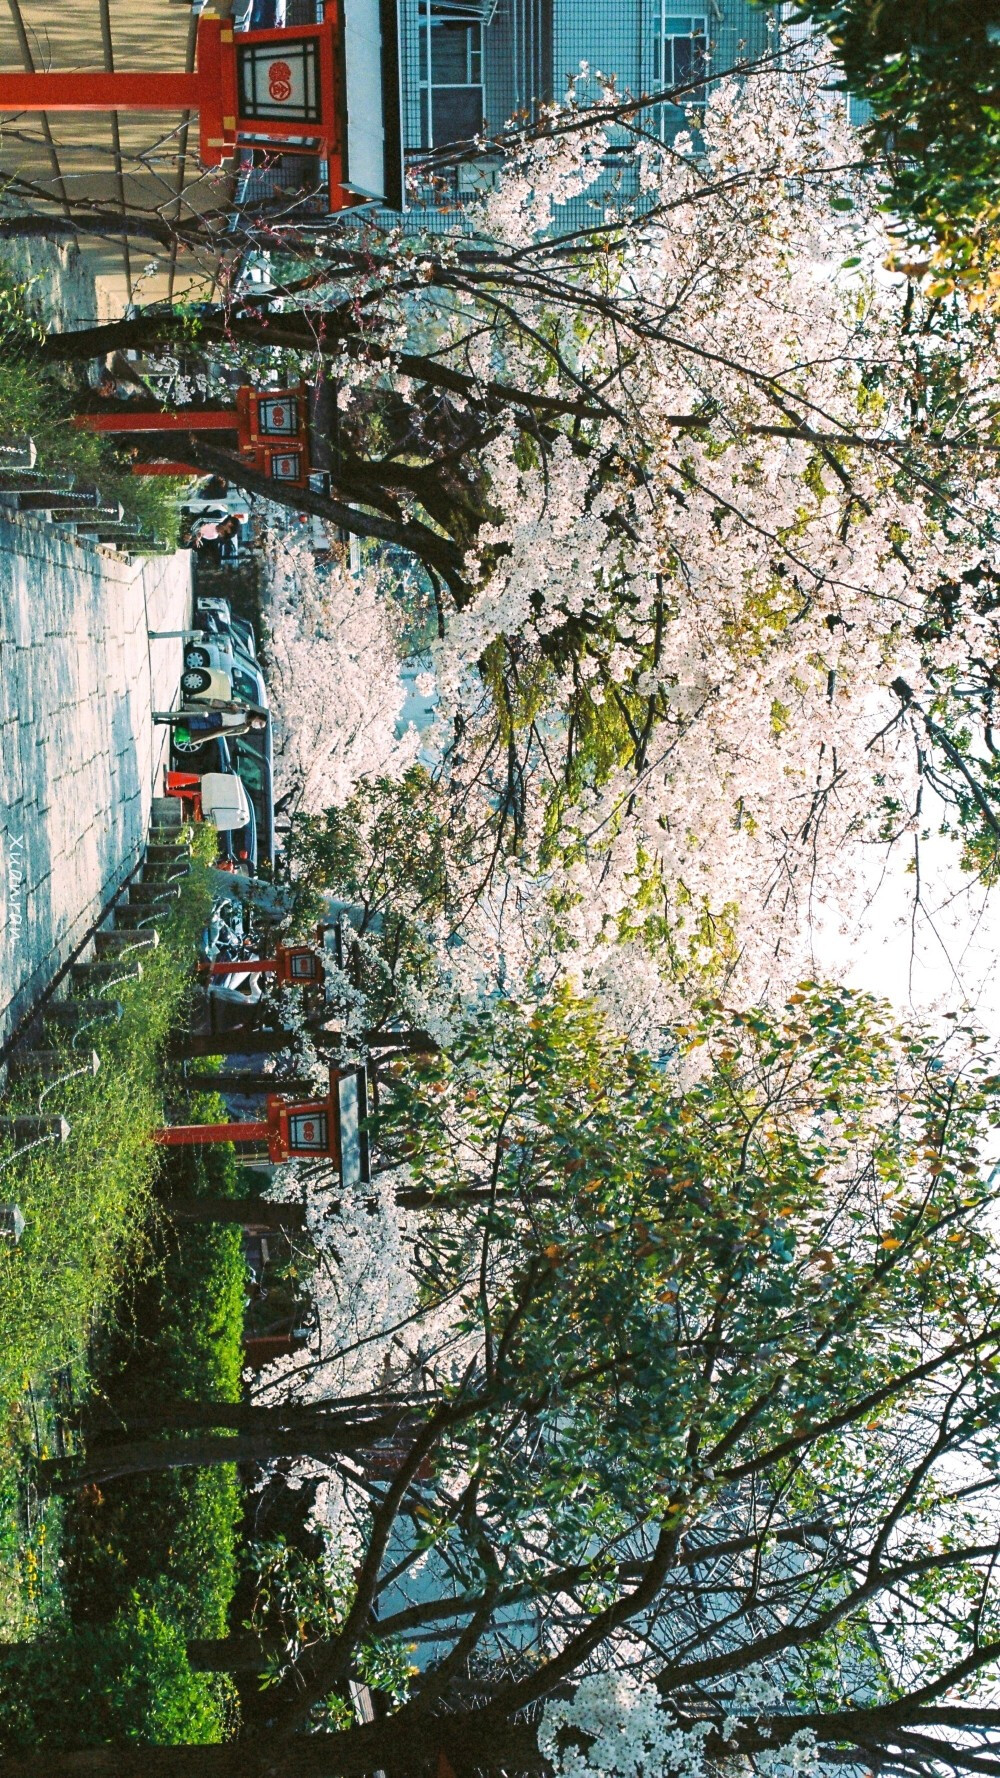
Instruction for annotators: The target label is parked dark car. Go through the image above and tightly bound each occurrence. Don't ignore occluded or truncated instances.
[227,723,275,871]
[166,731,258,873]
[171,717,274,872]
[193,596,258,659]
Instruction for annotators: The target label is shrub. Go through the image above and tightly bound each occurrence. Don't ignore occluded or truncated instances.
[0,1596,234,1749]
[65,1468,243,1641]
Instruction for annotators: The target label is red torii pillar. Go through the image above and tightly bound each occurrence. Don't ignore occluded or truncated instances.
[155,1064,370,1185]
[157,1112,272,1148]
[156,1086,329,1162]
[199,937,327,985]
[79,407,239,479]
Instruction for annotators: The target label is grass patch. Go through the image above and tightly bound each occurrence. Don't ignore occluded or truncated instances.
[0,1457,64,1642]
[0,843,246,1747]
[0,836,216,1430]
[0,265,184,546]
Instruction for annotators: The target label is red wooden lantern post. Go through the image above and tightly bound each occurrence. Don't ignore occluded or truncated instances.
[78,385,317,486]
[0,8,351,209]
[155,1064,371,1183]
[199,932,330,985]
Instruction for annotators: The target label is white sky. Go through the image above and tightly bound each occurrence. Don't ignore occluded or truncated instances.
[811,821,1000,1041]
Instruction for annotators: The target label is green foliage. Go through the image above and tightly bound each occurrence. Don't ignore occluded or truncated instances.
[382,983,1000,1562]
[334,984,1000,1744]
[288,766,449,1026]
[289,765,448,923]
[0,1597,234,1749]
[0,1460,64,1642]
[909,562,1000,878]
[770,0,1000,275]
[66,1466,243,1642]
[64,1131,245,1639]
[248,1536,416,1714]
[0,841,242,1743]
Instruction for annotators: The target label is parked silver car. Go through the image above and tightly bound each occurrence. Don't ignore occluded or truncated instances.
[181,644,269,712]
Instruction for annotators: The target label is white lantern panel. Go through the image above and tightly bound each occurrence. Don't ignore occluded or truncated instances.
[237,39,322,125]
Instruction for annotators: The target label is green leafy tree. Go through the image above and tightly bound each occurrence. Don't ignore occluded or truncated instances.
[288,767,453,1035]
[775,0,1000,279]
[29,985,1000,1777]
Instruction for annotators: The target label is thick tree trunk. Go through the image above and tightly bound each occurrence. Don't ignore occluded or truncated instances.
[394,1184,539,1208]
[0,1717,546,1777]
[161,1196,306,1232]
[0,204,234,248]
[169,1027,438,1059]
[86,1398,418,1439]
[42,309,356,362]
[40,1427,375,1490]
[168,1028,296,1059]
[169,1182,525,1218]
[44,1399,426,1489]
[0,216,77,238]
[180,1072,315,1094]
[185,439,465,588]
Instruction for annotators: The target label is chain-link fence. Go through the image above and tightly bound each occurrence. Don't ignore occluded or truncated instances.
[230,0,773,229]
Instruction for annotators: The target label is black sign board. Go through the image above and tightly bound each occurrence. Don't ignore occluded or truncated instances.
[335,1067,371,1188]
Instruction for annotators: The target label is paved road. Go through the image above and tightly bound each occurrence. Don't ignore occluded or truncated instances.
[0,512,192,1048]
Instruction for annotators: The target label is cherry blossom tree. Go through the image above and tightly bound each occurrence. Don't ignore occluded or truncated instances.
[39,52,1000,1011]
[257,528,419,818]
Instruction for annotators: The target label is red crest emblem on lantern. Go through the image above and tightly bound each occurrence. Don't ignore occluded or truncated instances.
[267,59,292,102]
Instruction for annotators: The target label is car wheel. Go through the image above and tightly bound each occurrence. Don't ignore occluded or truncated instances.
[181,668,212,694]
[185,646,211,668]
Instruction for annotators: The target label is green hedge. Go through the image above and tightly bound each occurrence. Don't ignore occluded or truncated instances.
[64,1128,246,1639]
[0,1599,234,1750]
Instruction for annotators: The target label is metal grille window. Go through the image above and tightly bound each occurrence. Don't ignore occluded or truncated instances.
[289,1110,330,1152]
[269,450,305,480]
[418,0,485,148]
[257,396,301,436]
[659,13,708,106]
